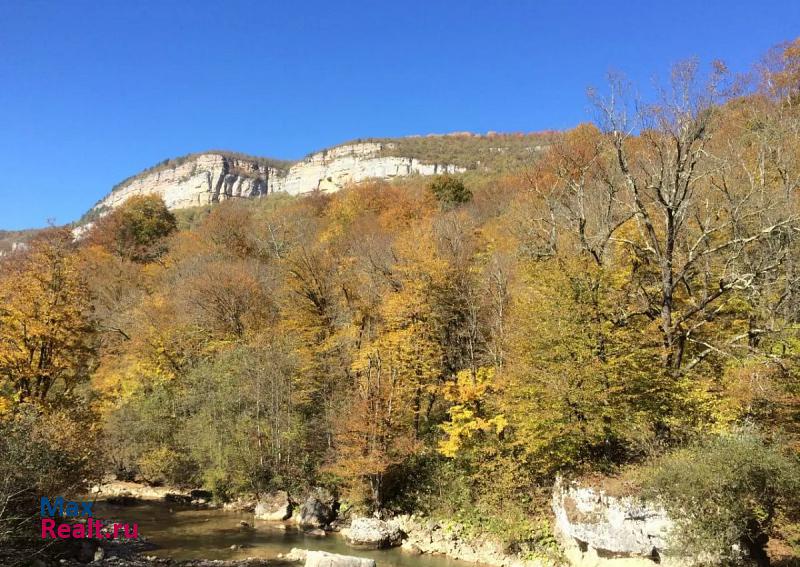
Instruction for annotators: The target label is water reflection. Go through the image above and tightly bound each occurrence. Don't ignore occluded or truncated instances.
[94,502,479,567]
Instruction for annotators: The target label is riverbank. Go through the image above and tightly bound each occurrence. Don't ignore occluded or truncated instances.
[387,515,552,567]
[85,481,552,567]
[51,558,278,567]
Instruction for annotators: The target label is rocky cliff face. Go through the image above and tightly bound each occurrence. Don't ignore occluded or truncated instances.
[95,153,281,211]
[552,478,673,566]
[277,142,464,195]
[93,142,465,214]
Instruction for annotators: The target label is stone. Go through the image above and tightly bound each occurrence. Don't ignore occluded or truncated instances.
[164,493,193,504]
[551,477,672,561]
[223,497,256,512]
[388,514,537,567]
[401,541,423,555]
[285,548,308,562]
[93,546,106,561]
[304,550,376,567]
[342,517,404,548]
[296,488,337,529]
[304,528,327,537]
[254,490,293,521]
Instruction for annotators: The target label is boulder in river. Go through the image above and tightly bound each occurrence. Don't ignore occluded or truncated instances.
[296,488,337,529]
[343,517,404,548]
[305,550,376,567]
[255,490,294,521]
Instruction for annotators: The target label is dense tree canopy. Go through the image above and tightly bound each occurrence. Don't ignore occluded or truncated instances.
[2,38,800,564]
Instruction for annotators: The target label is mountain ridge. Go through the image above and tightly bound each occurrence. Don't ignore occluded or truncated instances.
[87,132,554,220]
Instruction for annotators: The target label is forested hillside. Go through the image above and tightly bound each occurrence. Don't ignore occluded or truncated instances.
[2,40,800,566]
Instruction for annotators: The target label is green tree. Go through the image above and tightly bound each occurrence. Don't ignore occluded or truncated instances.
[501,256,662,479]
[428,175,472,209]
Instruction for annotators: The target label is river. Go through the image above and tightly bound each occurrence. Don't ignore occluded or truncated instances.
[93,501,481,567]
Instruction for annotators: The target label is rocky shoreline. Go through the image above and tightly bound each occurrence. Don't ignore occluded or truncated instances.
[56,480,679,567]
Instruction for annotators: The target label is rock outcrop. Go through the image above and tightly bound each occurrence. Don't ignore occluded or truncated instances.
[295,488,338,529]
[95,153,281,211]
[342,517,403,548]
[92,142,466,216]
[278,142,464,196]
[388,515,548,567]
[89,480,193,503]
[551,478,672,566]
[254,490,293,521]
[292,550,376,567]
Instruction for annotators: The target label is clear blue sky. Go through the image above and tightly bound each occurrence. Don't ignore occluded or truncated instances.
[1,1,798,229]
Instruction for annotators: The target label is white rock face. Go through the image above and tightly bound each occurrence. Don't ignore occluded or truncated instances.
[95,154,279,211]
[277,142,464,196]
[304,550,376,567]
[0,241,29,257]
[342,517,403,548]
[552,478,672,565]
[93,143,465,215]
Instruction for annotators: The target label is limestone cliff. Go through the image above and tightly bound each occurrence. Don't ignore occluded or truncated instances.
[95,153,282,212]
[92,142,466,215]
[277,142,464,195]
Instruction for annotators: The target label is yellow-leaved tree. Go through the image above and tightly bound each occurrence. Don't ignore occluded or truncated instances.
[0,229,96,404]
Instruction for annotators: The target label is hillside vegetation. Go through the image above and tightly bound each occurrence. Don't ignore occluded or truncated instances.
[2,40,800,565]
[374,131,559,171]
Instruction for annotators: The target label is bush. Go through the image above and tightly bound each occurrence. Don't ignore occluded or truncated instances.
[0,407,100,546]
[137,446,198,487]
[428,176,472,208]
[643,429,800,564]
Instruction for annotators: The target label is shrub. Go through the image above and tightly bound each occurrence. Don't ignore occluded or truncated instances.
[643,429,800,564]
[428,176,472,208]
[137,446,198,487]
[0,407,100,546]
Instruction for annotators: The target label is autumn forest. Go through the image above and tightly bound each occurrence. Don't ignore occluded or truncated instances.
[2,39,800,566]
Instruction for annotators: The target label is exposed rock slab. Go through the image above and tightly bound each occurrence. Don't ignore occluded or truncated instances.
[304,550,375,567]
[92,143,466,215]
[388,515,548,567]
[89,480,192,502]
[295,488,337,529]
[551,477,672,565]
[255,491,294,521]
[96,154,279,211]
[342,517,403,548]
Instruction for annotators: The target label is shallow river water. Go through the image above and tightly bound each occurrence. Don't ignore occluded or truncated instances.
[94,502,479,567]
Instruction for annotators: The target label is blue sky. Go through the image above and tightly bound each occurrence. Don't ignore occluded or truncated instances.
[0,1,798,229]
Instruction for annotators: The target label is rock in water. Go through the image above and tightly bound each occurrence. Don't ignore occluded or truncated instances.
[343,517,404,548]
[296,488,337,529]
[285,547,308,562]
[255,490,294,521]
[305,550,376,567]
